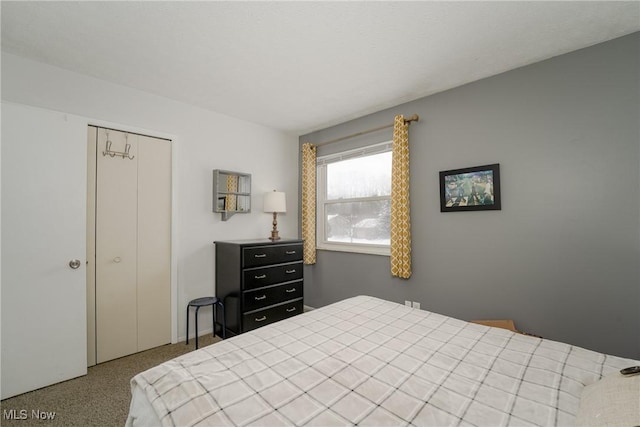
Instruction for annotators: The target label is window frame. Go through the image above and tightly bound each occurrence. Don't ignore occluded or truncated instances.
[316,141,392,256]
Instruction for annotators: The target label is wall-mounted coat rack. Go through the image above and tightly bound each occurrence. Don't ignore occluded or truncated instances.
[102,131,135,160]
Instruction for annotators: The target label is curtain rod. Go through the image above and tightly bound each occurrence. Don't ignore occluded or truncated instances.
[314,114,419,147]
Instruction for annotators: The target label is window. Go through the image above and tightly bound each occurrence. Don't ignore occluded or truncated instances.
[317,142,392,255]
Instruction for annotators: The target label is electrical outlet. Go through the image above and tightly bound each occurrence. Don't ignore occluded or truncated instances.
[405,300,411,307]
[412,302,421,309]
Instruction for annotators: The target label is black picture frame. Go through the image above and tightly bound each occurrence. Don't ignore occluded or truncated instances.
[439,163,501,212]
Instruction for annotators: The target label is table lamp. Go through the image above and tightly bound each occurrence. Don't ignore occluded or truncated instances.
[264,190,286,241]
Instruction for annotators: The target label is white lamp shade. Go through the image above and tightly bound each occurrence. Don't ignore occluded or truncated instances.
[264,191,286,213]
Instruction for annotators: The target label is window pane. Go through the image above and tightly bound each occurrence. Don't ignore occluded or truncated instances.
[326,200,390,245]
[327,152,391,199]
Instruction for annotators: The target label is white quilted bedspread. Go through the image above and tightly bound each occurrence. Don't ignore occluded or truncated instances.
[129,296,637,426]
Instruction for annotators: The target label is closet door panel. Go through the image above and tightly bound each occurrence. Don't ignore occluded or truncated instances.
[136,135,171,351]
[87,126,97,367]
[95,130,138,363]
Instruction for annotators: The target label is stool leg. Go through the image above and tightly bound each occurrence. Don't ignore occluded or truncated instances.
[219,301,226,339]
[186,305,189,345]
[212,303,216,338]
[195,306,200,349]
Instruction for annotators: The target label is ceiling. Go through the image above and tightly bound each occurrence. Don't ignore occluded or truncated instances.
[2,1,639,134]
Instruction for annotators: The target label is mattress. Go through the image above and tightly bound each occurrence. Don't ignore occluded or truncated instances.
[126,296,637,426]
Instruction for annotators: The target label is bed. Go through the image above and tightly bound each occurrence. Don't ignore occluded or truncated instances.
[126,296,639,426]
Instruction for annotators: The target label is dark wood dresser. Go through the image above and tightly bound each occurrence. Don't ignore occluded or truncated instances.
[214,239,304,336]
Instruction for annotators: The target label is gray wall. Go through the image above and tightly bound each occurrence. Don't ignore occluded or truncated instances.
[299,32,640,359]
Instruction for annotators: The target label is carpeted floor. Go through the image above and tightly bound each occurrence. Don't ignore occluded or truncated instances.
[0,335,220,427]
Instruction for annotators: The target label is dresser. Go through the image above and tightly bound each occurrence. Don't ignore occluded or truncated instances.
[214,239,304,336]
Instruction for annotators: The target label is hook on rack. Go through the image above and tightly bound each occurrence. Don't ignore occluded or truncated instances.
[102,130,135,160]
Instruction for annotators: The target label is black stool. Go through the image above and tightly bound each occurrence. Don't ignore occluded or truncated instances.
[186,297,226,349]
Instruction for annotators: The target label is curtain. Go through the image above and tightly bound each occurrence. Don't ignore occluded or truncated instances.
[301,143,317,264]
[390,115,412,278]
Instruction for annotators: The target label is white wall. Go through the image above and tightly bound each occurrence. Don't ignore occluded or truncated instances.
[1,52,300,344]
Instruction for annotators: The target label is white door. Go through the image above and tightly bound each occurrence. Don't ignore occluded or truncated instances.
[1,103,87,399]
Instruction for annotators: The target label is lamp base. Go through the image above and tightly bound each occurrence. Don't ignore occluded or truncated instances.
[269,230,281,241]
[269,212,281,241]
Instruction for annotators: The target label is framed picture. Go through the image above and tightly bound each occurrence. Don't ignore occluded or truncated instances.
[439,163,501,212]
[217,197,226,211]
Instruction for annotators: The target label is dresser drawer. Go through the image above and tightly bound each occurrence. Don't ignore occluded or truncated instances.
[243,262,303,290]
[243,299,303,332]
[243,282,303,312]
[243,244,303,268]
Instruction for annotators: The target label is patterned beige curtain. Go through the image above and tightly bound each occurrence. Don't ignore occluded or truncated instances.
[390,115,412,278]
[301,143,317,264]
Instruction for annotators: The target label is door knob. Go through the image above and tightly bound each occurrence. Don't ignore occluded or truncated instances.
[113,257,121,263]
[69,259,81,269]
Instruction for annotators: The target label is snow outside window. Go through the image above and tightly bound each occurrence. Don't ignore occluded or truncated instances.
[316,142,391,256]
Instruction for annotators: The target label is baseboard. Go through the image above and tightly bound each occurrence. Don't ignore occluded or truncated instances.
[179,327,214,343]
[181,308,317,342]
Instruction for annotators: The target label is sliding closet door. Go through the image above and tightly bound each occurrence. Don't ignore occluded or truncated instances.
[137,135,171,351]
[95,129,139,363]
[90,126,171,364]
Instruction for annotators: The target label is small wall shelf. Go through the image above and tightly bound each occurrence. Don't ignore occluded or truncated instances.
[213,170,251,221]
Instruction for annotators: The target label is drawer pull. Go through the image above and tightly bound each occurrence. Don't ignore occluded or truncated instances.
[254,274,267,279]
[255,316,267,322]
[285,250,296,255]
[254,295,266,301]
[285,269,296,274]
[254,254,267,258]
[285,288,296,293]
[286,307,297,313]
